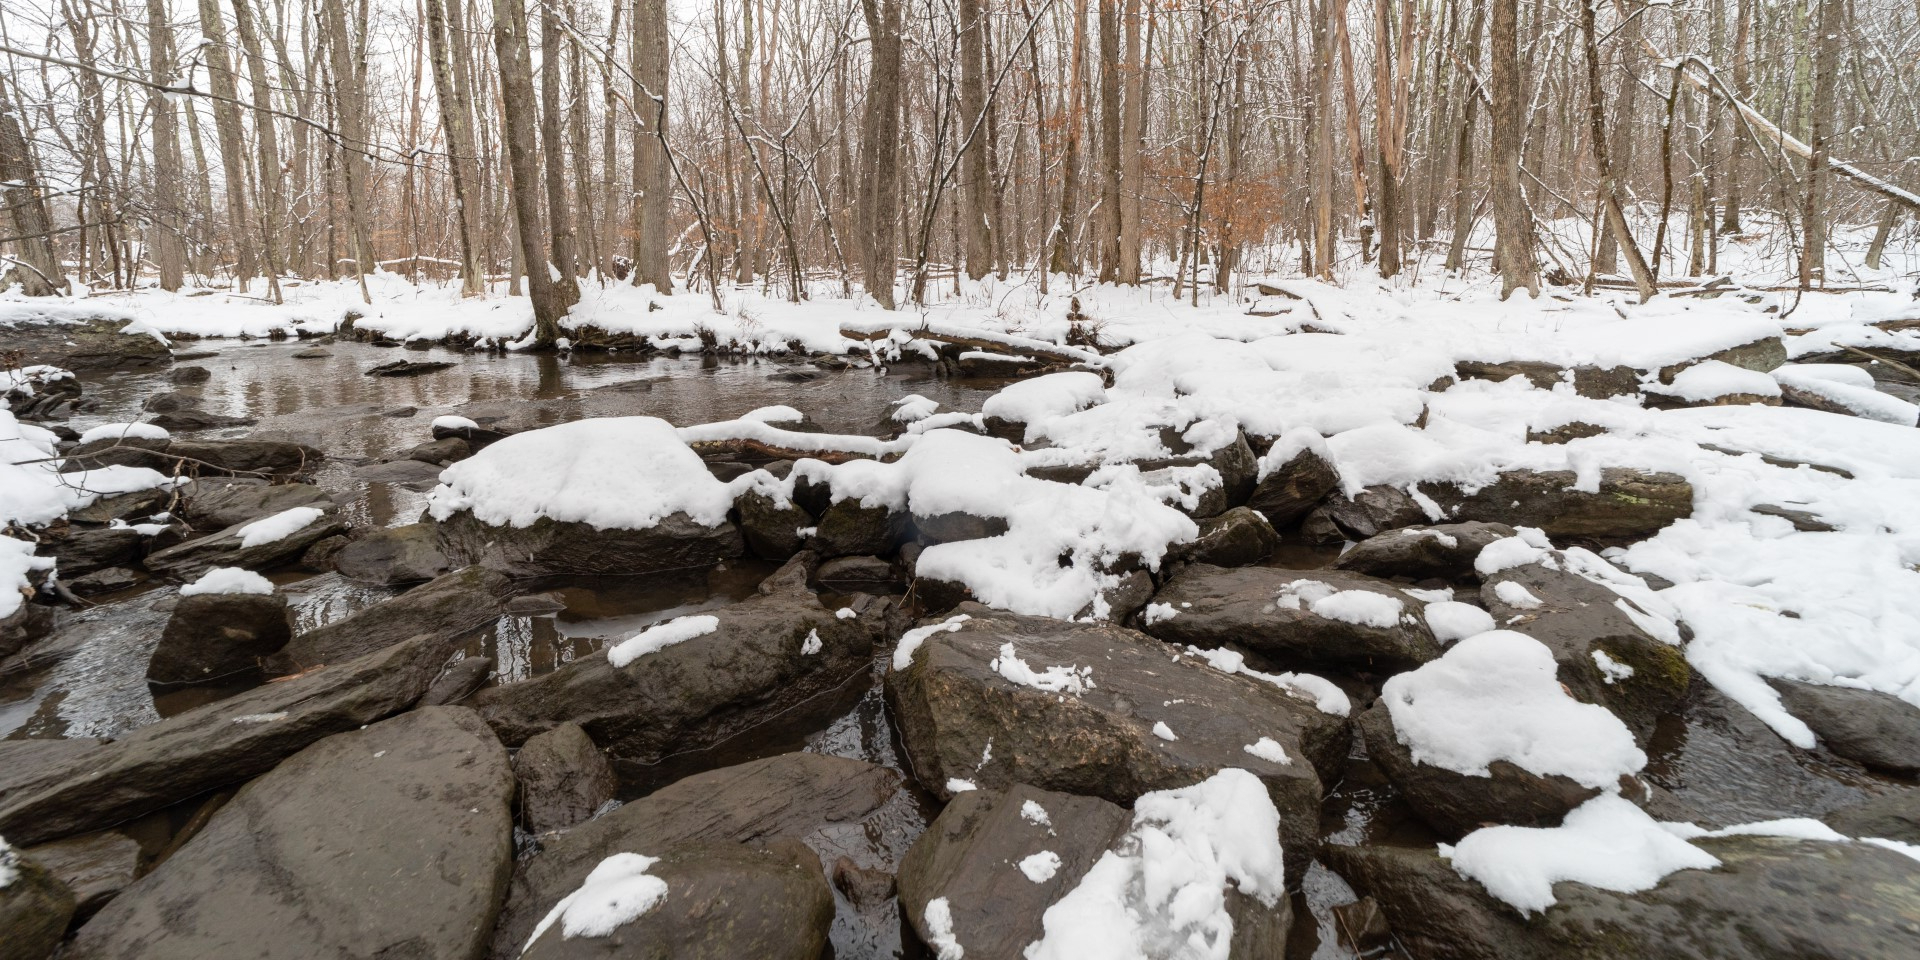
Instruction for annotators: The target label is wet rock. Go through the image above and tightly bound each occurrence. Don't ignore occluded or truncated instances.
[141,391,197,413]
[736,488,813,561]
[290,348,330,359]
[831,857,895,909]
[471,561,884,777]
[809,495,907,558]
[297,534,348,571]
[1454,359,1640,399]
[146,591,293,687]
[1425,468,1692,540]
[332,522,452,584]
[166,365,211,385]
[365,359,456,377]
[1821,791,1920,844]
[431,420,513,449]
[513,722,617,835]
[0,845,75,960]
[4,316,170,371]
[1770,679,1920,776]
[1248,442,1341,526]
[352,458,445,488]
[506,593,567,615]
[0,602,57,666]
[1323,485,1428,539]
[420,656,495,706]
[404,436,470,465]
[176,479,332,531]
[43,527,143,578]
[0,739,104,806]
[144,508,347,580]
[1143,566,1443,673]
[1175,506,1279,567]
[165,438,324,478]
[436,509,744,579]
[1482,563,1690,743]
[20,831,139,921]
[0,634,446,846]
[1331,522,1516,582]
[66,707,514,960]
[813,554,898,592]
[489,752,900,958]
[885,607,1347,879]
[67,566,142,596]
[1327,835,1920,960]
[518,839,834,960]
[59,435,172,472]
[277,565,514,669]
[143,406,257,430]
[1301,505,1345,545]
[1357,700,1607,838]
[67,487,173,525]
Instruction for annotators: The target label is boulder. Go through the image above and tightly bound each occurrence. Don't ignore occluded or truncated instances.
[67,566,142,596]
[1331,522,1517,582]
[4,316,169,370]
[489,752,901,958]
[1,598,55,662]
[176,480,333,531]
[1424,468,1692,540]
[0,634,446,846]
[1143,566,1443,673]
[167,365,211,385]
[66,487,173,525]
[1327,835,1920,960]
[1247,442,1341,526]
[809,495,907,558]
[141,391,197,413]
[353,458,446,488]
[0,739,104,806]
[518,839,833,960]
[736,489,813,561]
[404,437,470,465]
[44,527,144,577]
[165,439,324,478]
[813,554,899,592]
[421,656,495,706]
[1136,431,1259,514]
[145,409,255,431]
[1174,506,1279,567]
[20,831,140,921]
[1658,334,1788,382]
[1771,679,1920,775]
[144,509,347,580]
[1323,485,1428,540]
[513,722,617,835]
[65,707,514,960]
[0,845,75,960]
[471,562,886,779]
[436,509,744,579]
[1821,792,1920,844]
[1454,359,1640,399]
[276,565,514,670]
[885,608,1347,880]
[146,591,293,687]
[332,522,452,584]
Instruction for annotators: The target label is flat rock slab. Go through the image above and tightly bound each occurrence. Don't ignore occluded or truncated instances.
[67,707,514,960]
[4,316,170,370]
[1331,522,1516,582]
[333,522,452,584]
[1423,468,1692,540]
[885,607,1347,880]
[436,509,744,579]
[21,830,140,922]
[1143,565,1443,672]
[275,565,514,670]
[0,847,75,960]
[488,752,900,959]
[1771,679,1920,775]
[176,479,333,531]
[144,510,346,581]
[0,634,445,846]
[366,359,456,376]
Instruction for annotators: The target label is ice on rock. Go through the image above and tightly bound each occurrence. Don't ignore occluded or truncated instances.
[1440,795,1721,915]
[234,506,325,547]
[428,416,733,530]
[524,852,669,947]
[1382,631,1646,789]
[179,566,275,597]
[606,614,720,668]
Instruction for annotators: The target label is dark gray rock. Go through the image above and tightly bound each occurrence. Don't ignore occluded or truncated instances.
[736,489,813,561]
[141,390,197,413]
[277,565,514,670]
[144,509,347,580]
[1176,506,1278,567]
[405,437,471,465]
[67,566,142,596]
[1821,791,1920,844]
[1657,334,1788,382]
[352,458,446,488]
[167,365,211,385]
[421,656,495,706]
[1454,359,1640,399]
[0,739,103,806]
[44,527,144,577]
[20,831,139,922]
[165,439,324,478]
[66,487,173,525]
[65,707,514,960]
[0,844,75,960]
[488,752,901,959]
[146,591,293,687]
[0,634,446,846]
[332,522,452,584]
[1143,565,1443,673]
[436,509,744,579]
[1772,679,1920,775]
[177,480,332,531]
[1323,485,1429,539]
[0,598,55,662]
[813,554,898,591]
[366,359,455,377]
[1332,522,1517,582]
[4,316,169,370]
[1248,442,1341,526]
[513,722,616,835]
[810,496,907,558]
[1424,468,1692,540]
[145,408,256,431]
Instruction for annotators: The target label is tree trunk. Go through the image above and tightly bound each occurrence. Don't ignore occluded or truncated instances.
[1048,0,1088,276]
[1116,0,1144,284]
[1800,0,1841,290]
[196,0,257,283]
[632,0,674,291]
[0,80,65,295]
[1581,0,1655,301]
[231,0,286,301]
[857,0,903,308]
[1722,0,1750,232]
[1489,0,1538,297]
[958,0,994,279]
[144,0,187,290]
[318,0,377,280]
[425,0,486,296]
[1372,0,1405,277]
[1444,1,1485,273]
[493,0,567,344]
[1095,0,1122,282]
[1309,0,1338,277]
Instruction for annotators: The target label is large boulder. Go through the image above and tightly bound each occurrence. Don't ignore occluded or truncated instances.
[736,489,814,561]
[4,316,170,370]
[274,565,514,670]
[0,598,55,663]
[1174,506,1278,567]
[0,739,103,806]
[1142,565,1443,673]
[513,722,616,835]
[20,831,140,922]
[436,509,743,579]
[0,843,75,960]
[43,527,144,578]
[1247,440,1340,526]
[332,522,452,584]
[165,439,324,478]
[488,752,901,958]
[0,634,446,846]
[1424,468,1692,540]
[1770,679,1920,775]
[144,509,348,580]
[1332,522,1517,583]
[809,495,907,558]
[471,561,886,779]
[176,480,333,531]
[518,839,833,960]
[146,590,293,687]
[65,707,514,960]
[885,608,1347,880]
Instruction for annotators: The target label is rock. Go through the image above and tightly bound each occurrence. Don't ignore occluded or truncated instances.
[912,510,1010,544]
[1750,503,1838,533]
[1331,522,1516,582]
[1454,359,1641,399]
[43,527,143,578]
[420,656,495,706]
[58,435,172,472]
[277,565,514,669]
[143,509,347,580]
[4,316,170,370]
[145,408,255,431]
[1771,679,1920,775]
[1143,566,1443,673]
[167,365,211,385]
[67,487,173,525]
[404,436,470,465]
[1821,792,1920,844]
[471,561,884,778]
[332,522,452,584]
[1248,442,1341,526]
[365,359,455,376]
[809,495,907,558]
[0,739,104,806]
[1137,431,1260,514]
[518,839,834,960]
[290,348,329,359]
[507,593,567,615]
[146,591,293,687]
[20,831,139,921]
[67,566,142,596]
[813,554,898,592]
[1301,505,1345,545]
[297,534,348,571]
[0,634,446,846]
[165,439,324,478]
[830,857,895,909]
[1357,700,1607,838]
[1175,506,1278,567]
[177,479,332,531]
[736,489,813,561]
[1328,835,1920,960]
[432,420,513,449]
[353,458,446,488]
[489,752,900,958]
[65,707,515,960]
[1658,334,1788,382]
[1527,419,1609,444]
[513,722,617,835]
[0,845,75,960]
[436,509,744,579]
[1481,563,1690,743]
[1425,468,1692,540]
[885,608,1347,880]
[141,390,198,413]
[1323,485,1428,539]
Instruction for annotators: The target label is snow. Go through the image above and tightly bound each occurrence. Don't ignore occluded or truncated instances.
[1242,738,1291,765]
[800,629,822,655]
[1474,530,1556,576]
[1141,602,1178,625]
[1019,851,1062,883]
[524,852,669,947]
[947,778,978,794]
[606,614,720,668]
[77,422,169,444]
[1183,645,1351,717]
[741,404,805,424]
[1151,721,1178,742]
[1592,650,1636,684]
[179,567,275,597]
[0,535,53,619]
[428,417,733,530]
[1382,631,1647,790]
[1492,581,1544,610]
[0,836,17,889]
[1021,800,1052,827]
[1773,365,1919,425]
[1424,601,1496,643]
[979,372,1107,438]
[991,642,1095,696]
[1308,590,1403,628]
[1440,795,1721,915]
[1653,360,1781,402]
[5,410,177,526]
[891,394,940,423]
[925,897,966,960]
[893,614,972,671]
[1024,769,1287,960]
[431,415,479,432]
[234,506,326,547]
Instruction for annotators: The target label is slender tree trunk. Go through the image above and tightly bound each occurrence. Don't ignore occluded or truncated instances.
[1799,0,1841,290]
[231,0,285,301]
[1373,0,1405,277]
[493,0,566,343]
[196,0,256,283]
[1581,0,1654,300]
[0,80,64,295]
[1095,0,1122,282]
[858,0,903,308]
[1489,0,1538,297]
[539,0,582,303]
[319,0,377,280]
[1049,0,1089,275]
[1116,0,1144,283]
[632,0,674,291]
[1444,2,1485,273]
[424,0,486,296]
[958,0,994,279]
[144,0,186,290]
[1309,0,1338,277]
[1722,0,1750,232]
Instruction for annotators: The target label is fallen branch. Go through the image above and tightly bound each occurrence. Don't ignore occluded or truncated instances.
[840,319,1107,366]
